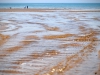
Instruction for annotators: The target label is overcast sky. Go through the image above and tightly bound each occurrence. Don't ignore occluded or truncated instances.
[0,0,100,3]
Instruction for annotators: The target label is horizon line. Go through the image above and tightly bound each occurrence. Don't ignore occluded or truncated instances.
[0,2,100,3]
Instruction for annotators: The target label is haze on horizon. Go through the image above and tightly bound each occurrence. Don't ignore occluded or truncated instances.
[0,0,100,3]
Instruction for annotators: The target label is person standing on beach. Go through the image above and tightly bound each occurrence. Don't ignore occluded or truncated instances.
[24,6,26,9]
[10,7,11,9]
[27,6,28,9]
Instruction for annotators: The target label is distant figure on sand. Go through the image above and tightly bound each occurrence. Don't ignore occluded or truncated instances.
[10,7,11,9]
[24,6,26,9]
[27,6,28,9]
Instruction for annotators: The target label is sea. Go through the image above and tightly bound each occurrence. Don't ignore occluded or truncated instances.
[0,3,100,9]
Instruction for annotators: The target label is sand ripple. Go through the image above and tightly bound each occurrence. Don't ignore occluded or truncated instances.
[0,11,100,75]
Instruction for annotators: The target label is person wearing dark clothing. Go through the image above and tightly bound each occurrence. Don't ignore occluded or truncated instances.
[27,6,28,9]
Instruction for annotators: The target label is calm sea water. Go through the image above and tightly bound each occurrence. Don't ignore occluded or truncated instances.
[0,3,100,9]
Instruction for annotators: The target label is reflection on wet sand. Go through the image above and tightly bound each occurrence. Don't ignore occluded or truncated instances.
[0,24,9,30]
[0,10,100,75]
[13,50,60,65]
[35,31,98,75]
[42,24,60,31]
[0,34,10,46]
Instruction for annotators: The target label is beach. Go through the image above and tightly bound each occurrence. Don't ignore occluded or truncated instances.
[0,8,100,75]
[0,8,100,12]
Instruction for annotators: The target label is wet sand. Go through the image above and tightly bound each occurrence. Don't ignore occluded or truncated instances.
[0,8,100,12]
[0,9,100,75]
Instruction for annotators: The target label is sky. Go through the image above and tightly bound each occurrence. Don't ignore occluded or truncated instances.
[0,0,100,3]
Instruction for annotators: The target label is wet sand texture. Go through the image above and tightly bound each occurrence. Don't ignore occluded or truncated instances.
[0,9,100,75]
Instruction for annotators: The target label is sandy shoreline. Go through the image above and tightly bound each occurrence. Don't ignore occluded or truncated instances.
[0,8,100,12]
[0,9,100,75]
